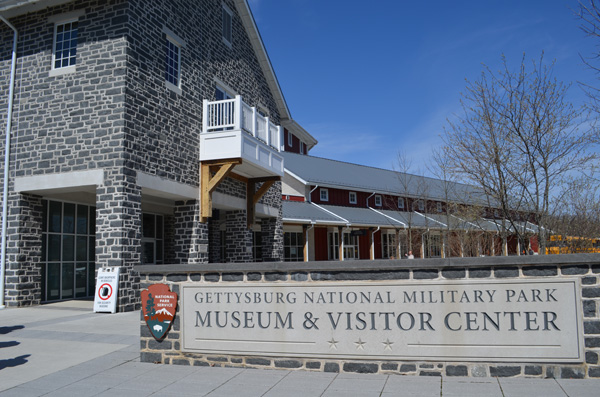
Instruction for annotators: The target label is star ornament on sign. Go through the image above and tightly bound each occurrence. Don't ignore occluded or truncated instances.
[327,338,339,350]
[382,338,394,351]
[354,338,366,350]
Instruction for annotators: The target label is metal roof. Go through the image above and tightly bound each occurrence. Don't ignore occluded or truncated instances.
[316,205,405,228]
[282,201,345,225]
[282,152,491,205]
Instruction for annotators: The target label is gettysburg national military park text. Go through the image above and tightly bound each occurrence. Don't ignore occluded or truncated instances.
[181,280,583,362]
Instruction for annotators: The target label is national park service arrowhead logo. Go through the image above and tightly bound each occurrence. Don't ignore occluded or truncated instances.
[141,284,177,341]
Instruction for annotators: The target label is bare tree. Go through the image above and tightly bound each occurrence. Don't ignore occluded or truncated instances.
[578,0,600,113]
[440,54,595,255]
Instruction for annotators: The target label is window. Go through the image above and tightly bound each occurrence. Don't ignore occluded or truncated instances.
[398,197,404,210]
[417,200,425,211]
[53,19,78,70]
[300,141,305,154]
[288,131,293,147]
[222,3,233,46]
[424,233,442,258]
[165,37,181,88]
[349,192,357,204]
[382,233,397,259]
[284,232,304,261]
[253,231,262,262]
[320,188,329,202]
[375,195,382,207]
[328,231,359,260]
[437,202,443,212]
[142,213,164,265]
[41,200,96,302]
[216,85,234,100]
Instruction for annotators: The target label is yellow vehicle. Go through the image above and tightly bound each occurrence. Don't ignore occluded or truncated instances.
[546,235,600,255]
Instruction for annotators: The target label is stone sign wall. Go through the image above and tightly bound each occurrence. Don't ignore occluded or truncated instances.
[136,254,600,378]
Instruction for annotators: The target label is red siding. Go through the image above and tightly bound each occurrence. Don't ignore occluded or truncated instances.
[284,128,306,155]
[359,233,369,259]
[374,230,382,259]
[314,227,329,261]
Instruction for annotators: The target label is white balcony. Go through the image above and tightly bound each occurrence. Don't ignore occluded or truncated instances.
[200,96,284,178]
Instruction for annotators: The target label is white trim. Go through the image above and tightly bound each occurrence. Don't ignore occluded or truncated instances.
[398,197,404,209]
[349,191,357,204]
[374,194,382,207]
[310,202,349,225]
[48,9,84,23]
[48,65,76,77]
[51,16,79,72]
[162,26,186,47]
[165,35,182,92]
[320,188,329,202]
[368,207,407,228]
[414,211,447,228]
[14,170,104,192]
[283,169,308,185]
[137,172,198,199]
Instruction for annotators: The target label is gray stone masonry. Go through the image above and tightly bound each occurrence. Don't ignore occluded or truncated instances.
[226,210,253,263]
[137,253,600,378]
[0,0,284,308]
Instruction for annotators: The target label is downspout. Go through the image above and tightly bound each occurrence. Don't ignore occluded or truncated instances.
[0,15,18,310]
[304,222,314,262]
[366,192,375,207]
[308,185,318,203]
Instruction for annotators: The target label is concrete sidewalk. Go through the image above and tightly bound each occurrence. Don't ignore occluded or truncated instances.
[1,301,599,396]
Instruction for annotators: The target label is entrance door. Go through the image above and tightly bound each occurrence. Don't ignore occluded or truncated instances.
[41,200,96,302]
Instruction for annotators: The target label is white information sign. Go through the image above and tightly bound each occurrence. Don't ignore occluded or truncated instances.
[181,278,584,363]
[93,267,120,314]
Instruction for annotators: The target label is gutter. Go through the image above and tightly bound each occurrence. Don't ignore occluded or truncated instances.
[0,15,18,310]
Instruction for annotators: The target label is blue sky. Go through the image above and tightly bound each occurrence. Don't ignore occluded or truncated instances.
[248,0,599,176]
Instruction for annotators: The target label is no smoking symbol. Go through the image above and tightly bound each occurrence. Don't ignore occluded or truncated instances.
[98,283,112,300]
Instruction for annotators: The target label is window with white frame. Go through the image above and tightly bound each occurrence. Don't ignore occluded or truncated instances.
[375,195,382,207]
[417,199,425,211]
[320,188,329,202]
[349,192,357,204]
[165,37,181,88]
[300,141,305,154]
[222,3,233,46]
[398,197,404,210]
[53,19,78,70]
[437,202,443,212]
[382,232,397,259]
[288,131,293,147]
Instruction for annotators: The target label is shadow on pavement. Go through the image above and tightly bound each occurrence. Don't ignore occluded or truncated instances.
[0,325,24,335]
[0,354,31,370]
[0,341,20,348]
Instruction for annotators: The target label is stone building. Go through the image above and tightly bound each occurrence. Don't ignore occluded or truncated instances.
[0,0,311,309]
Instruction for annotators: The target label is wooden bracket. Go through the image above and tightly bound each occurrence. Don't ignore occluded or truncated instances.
[200,158,242,222]
[246,177,279,228]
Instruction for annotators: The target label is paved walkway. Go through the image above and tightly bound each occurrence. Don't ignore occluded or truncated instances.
[1,301,599,396]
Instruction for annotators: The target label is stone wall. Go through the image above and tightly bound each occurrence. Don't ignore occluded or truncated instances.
[137,254,600,378]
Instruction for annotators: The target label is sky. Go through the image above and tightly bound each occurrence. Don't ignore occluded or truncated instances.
[247,0,599,176]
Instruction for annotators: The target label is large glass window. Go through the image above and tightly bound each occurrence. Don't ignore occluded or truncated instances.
[424,233,442,258]
[53,20,78,69]
[382,233,397,259]
[328,231,359,260]
[142,213,164,264]
[284,232,304,261]
[41,200,95,302]
[253,231,263,262]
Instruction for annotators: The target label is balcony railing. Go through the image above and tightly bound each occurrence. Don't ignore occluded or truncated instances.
[202,95,282,151]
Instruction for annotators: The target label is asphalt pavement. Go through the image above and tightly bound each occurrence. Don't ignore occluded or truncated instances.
[1,300,599,396]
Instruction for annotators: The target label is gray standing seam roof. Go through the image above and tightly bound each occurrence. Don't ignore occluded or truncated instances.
[283,152,492,205]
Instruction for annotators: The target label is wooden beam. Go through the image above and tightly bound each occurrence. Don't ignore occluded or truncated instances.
[200,158,241,222]
[200,162,211,222]
[252,180,276,205]
[208,162,236,193]
[228,172,249,183]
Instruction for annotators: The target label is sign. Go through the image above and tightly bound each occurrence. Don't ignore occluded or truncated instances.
[351,230,366,237]
[141,284,178,341]
[93,267,120,313]
[181,279,584,363]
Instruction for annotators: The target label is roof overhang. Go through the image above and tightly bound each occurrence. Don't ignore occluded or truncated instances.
[281,119,318,150]
[0,0,74,18]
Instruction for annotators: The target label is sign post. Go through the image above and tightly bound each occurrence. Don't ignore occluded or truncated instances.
[93,267,120,313]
